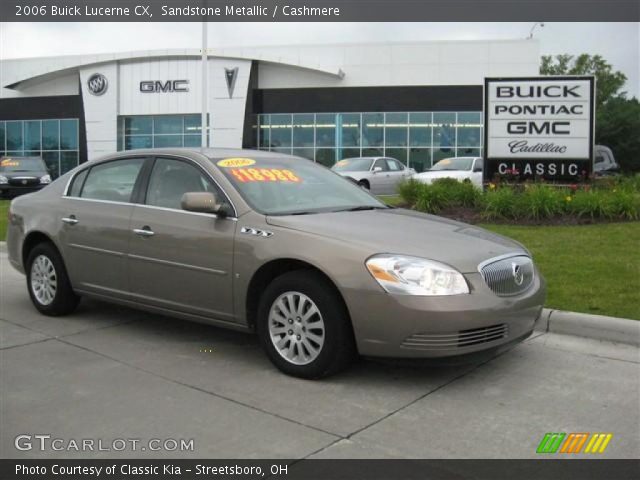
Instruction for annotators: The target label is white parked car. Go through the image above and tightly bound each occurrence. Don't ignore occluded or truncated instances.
[413,157,483,188]
[332,157,416,195]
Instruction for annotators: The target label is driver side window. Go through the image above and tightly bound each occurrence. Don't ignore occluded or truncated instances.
[146,157,230,212]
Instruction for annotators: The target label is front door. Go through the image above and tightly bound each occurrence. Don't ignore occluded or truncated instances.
[127,156,237,323]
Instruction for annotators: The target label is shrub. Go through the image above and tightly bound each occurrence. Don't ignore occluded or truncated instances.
[397,178,423,206]
[519,184,567,220]
[568,190,615,220]
[609,190,640,220]
[430,178,482,208]
[482,187,518,220]
[415,183,448,214]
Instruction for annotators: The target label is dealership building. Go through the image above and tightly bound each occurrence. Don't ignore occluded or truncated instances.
[0,39,539,177]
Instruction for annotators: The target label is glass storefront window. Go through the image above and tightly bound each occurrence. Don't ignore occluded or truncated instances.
[0,122,5,156]
[125,116,152,135]
[61,151,79,175]
[409,148,432,173]
[153,135,183,148]
[60,119,78,150]
[154,116,183,135]
[252,110,482,170]
[292,114,314,148]
[409,112,432,147]
[42,151,60,177]
[6,122,23,151]
[125,136,152,150]
[362,113,383,147]
[385,113,408,147]
[42,120,60,150]
[433,112,456,147]
[339,113,361,148]
[183,115,201,134]
[184,135,201,147]
[24,121,41,150]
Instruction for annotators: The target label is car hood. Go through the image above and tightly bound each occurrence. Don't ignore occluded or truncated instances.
[266,208,526,273]
[414,170,470,180]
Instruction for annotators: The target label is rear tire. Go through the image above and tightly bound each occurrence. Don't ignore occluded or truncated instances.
[256,270,356,379]
[26,242,80,316]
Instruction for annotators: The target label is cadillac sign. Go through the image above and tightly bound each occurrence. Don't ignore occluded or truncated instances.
[484,76,595,182]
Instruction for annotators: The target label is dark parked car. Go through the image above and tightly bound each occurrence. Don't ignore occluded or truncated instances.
[0,156,51,198]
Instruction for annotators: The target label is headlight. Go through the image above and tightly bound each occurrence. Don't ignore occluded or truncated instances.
[0,175,8,184]
[366,254,469,296]
[40,174,52,184]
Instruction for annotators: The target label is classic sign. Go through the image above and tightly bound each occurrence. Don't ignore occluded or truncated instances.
[484,76,595,182]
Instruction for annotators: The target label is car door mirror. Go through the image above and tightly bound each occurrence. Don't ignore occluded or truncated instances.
[181,192,224,215]
[372,166,383,173]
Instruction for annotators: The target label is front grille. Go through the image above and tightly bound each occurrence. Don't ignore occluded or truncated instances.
[401,323,509,350]
[479,255,534,297]
[8,177,39,186]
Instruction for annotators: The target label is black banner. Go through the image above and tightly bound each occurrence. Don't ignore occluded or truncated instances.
[1,0,639,22]
[2,459,639,480]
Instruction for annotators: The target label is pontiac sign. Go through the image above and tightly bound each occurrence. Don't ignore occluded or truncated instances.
[484,76,595,182]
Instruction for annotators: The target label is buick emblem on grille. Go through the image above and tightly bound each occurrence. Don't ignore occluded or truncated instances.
[21,179,27,185]
[87,73,108,96]
[512,262,524,286]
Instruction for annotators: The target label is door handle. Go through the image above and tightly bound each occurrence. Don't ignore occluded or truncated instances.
[133,227,155,237]
[62,216,78,225]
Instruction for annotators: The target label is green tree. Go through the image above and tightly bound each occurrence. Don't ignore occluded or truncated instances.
[540,54,627,108]
[596,97,640,173]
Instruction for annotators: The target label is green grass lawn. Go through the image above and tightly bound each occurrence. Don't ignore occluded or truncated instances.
[482,223,640,320]
[1,197,638,319]
[0,200,9,240]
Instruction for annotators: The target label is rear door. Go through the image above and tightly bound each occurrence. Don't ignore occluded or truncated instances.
[386,158,410,193]
[127,156,237,323]
[60,156,147,296]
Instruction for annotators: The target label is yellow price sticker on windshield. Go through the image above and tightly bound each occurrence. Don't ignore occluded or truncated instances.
[231,168,301,183]
[1,158,18,167]
[217,158,256,168]
[336,160,349,166]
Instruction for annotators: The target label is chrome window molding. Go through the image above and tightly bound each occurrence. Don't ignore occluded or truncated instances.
[61,152,239,219]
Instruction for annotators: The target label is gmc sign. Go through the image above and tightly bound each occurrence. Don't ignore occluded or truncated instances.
[140,80,189,93]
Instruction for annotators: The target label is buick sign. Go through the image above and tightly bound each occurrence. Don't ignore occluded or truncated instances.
[87,73,108,96]
[484,76,595,182]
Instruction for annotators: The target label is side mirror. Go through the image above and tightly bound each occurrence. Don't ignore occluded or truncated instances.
[372,166,383,173]
[181,192,224,215]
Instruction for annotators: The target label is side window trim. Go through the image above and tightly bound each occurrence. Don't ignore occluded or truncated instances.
[143,155,237,218]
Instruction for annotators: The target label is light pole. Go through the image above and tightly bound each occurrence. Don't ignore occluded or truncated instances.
[201,21,208,148]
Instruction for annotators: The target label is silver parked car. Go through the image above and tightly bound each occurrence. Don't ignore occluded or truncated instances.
[7,149,545,378]
[331,157,416,195]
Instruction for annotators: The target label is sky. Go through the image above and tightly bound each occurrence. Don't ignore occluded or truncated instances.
[1,22,638,97]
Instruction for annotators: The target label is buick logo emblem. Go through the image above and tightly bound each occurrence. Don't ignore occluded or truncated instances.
[87,73,108,96]
[512,262,524,286]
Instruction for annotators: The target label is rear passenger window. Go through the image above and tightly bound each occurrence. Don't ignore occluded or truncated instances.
[67,169,88,197]
[80,158,145,202]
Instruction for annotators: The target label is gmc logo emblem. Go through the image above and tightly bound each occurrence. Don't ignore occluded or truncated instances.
[140,80,189,93]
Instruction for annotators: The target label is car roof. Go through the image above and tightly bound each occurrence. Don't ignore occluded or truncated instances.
[92,148,311,165]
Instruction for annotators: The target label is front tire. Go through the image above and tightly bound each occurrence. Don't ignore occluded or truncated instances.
[358,179,370,190]
[26,242,80,316]
[256,270,356,379]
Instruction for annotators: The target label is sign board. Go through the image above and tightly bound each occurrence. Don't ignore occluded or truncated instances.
[484,76,595,182]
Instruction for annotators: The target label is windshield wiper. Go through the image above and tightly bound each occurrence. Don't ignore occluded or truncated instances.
[333,205,387,212]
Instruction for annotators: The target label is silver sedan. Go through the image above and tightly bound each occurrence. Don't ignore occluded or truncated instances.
[331,157,416,195]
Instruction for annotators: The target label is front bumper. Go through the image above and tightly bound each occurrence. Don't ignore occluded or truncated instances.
[344,271,546,358]
[0,184,44,197]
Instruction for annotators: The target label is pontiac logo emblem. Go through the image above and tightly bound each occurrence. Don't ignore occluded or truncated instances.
[224,67,238,99]
[87,73,108,96]
[512,262,524,286]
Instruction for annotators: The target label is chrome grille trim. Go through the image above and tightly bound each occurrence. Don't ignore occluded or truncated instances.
[478,254,534,297]
[401,324,509,350]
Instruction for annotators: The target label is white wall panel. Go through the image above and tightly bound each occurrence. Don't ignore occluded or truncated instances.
[80,63,118,160]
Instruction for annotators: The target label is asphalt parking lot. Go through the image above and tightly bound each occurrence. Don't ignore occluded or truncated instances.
[1,251,639,459]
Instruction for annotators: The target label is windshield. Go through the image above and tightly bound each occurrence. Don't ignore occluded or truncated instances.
[214,156,386,215]
[0,157,46,172]
[332,158,374,172]
[430,158,473,171]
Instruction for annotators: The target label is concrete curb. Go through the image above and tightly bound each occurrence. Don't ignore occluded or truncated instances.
[538,308,640,347]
